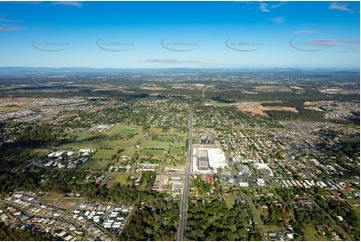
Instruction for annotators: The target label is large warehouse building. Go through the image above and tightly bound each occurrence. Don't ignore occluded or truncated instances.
[193,148,228,174]
[196,149,210,171]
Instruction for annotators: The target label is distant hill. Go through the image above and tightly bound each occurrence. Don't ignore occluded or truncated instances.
[0,66,358,76]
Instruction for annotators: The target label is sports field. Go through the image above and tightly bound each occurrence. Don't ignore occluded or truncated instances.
[58,124,186,170]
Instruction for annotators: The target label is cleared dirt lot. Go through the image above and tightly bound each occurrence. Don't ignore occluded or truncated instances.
[254,85,293,93]
[237,103,298,117]
[304,101,318,106]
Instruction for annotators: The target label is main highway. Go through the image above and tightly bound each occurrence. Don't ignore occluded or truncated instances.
[176,110,193,241]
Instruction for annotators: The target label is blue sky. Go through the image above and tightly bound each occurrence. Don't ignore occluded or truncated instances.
[0,1,359,68]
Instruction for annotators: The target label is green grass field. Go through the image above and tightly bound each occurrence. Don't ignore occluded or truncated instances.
[80,159,108,170]
[156,135,177,142]
[61,140,98,150]
[91,149,116,160]
[257,207,268,219]
[59,124,185,169]
[101,124,139,135]
[61,137,138,162]
[148,127,162,132]
[141,149,166,156]
[149,127,186,136]
[303,224,328,241]
[348,200,360,219]
[225,197,236,208]
[118,127,138,135]
[40,193,83,210]
[262,225,283,233]
[40,193,63,204]
[170,147,184,155]
[57,197,83,210]
[173,142,185,148]
[113,174,129,185]
[142,140,170,149]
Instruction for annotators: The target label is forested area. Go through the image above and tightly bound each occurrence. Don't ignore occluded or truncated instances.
[185,199,261,241]
[119,198,179,241]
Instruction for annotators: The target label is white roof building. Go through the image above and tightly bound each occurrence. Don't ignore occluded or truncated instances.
[256,178,266,186]
[48,151,64,158]
[193,148,228,174]
[239,182,249,187]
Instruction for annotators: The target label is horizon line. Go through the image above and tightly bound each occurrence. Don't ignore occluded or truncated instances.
[0,66,360,70]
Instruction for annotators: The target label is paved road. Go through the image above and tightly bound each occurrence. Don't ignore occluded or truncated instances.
[312,199,352,241]
[224,138,237,177]
[176,110,193,241]
[246,197,267,241]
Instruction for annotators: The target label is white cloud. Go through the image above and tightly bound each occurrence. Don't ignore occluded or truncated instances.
[270,2,286,9]
[328,2,352,12]
[258,2,285,12]
[259,2,270,12]
[0,17,22,31]
[310,39,359,47]
[272,17,285,24]
[52,1,82,8]
[293,29,316,35]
